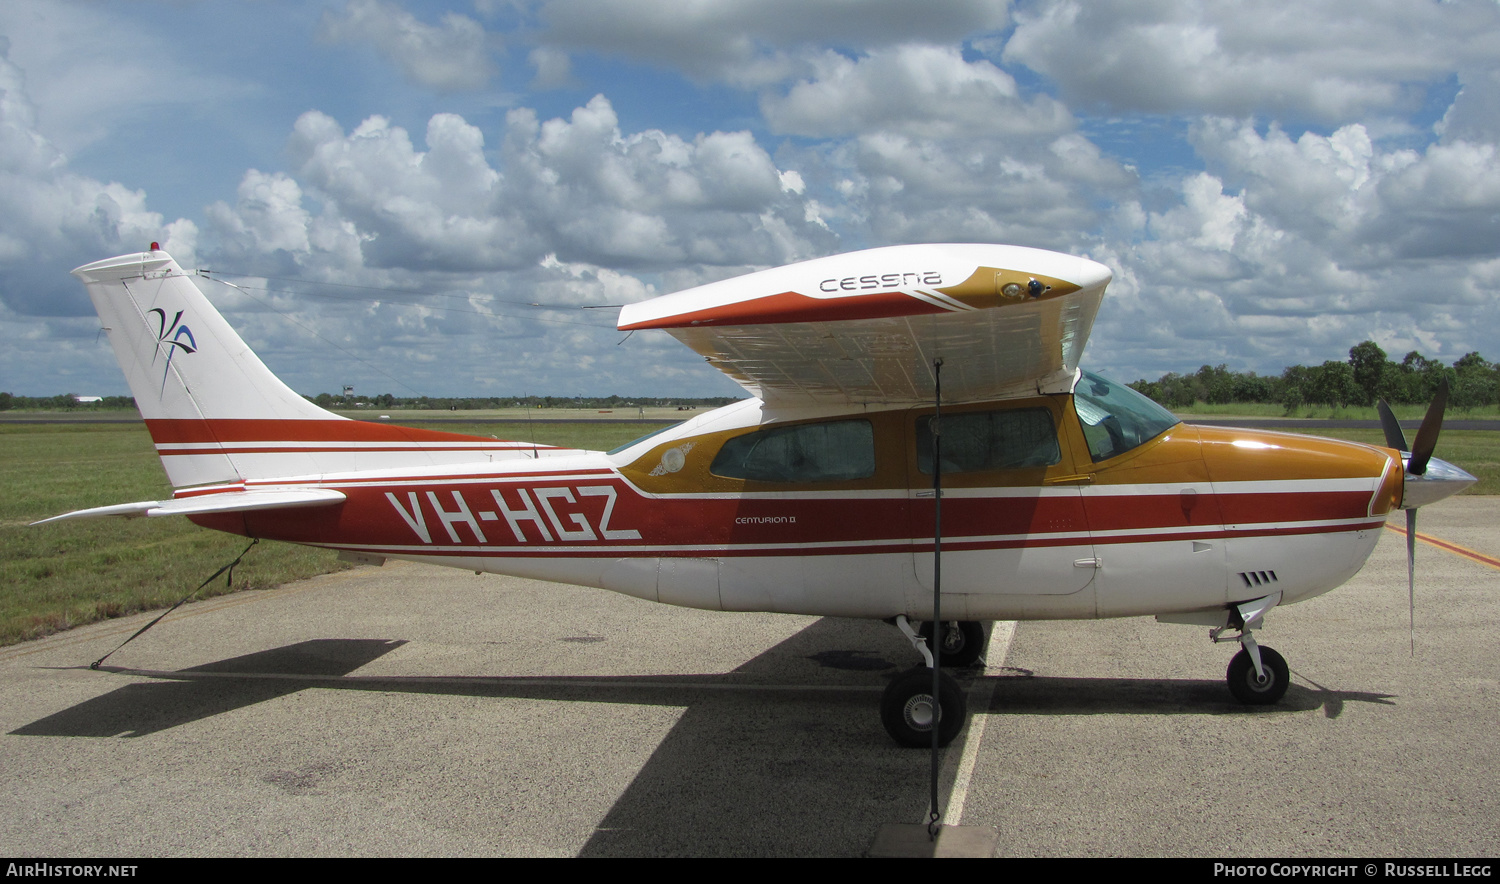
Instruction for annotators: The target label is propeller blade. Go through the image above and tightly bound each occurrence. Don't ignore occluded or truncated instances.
[1407,380,1449,476]
[1376,398,1408,453]
[1406,508,1417,656]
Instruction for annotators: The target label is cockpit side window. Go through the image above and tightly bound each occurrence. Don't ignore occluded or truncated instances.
[710,419,875,483]
[916,408,1059,474]
[1073,370,1180,462]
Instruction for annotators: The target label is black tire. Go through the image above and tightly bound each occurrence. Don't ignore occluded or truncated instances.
[880,666,968,748]
[1226,646,1289,705]
[918,620,987,668]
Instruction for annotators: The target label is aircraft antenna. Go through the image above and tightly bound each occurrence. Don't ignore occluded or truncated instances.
[525,396,539,459]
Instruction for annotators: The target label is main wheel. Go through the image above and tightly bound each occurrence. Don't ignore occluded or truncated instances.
[918,620,987,668]
[1226,646,1289,705]
[880,666,968,748]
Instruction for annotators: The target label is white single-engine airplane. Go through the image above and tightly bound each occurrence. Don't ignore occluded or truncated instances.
[43,243,1475,747]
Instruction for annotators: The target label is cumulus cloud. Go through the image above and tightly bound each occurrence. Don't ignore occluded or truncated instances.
[537,0,1011,85]
[0,4,259,159]
[0,41,202,393]
[529,46,573,89]
[762,44,1072,139]
[756,44,1133,250]
[1002,0,1500,124]
[1191,119,1500,264]
[225,95,834,276]
[0,45,196,317]
[1088,121,1500,380]
[206,171,313,264]
[320,0,495,91]
[8,0,1500,398]
[1438,67,1500,143]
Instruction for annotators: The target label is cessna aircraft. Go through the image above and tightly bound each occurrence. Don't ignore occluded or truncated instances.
[42,243,1475,747]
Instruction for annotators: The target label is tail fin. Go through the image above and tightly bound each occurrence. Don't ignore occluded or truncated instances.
[74,250,560,487]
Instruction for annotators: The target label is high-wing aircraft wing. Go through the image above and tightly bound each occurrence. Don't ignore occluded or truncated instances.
[618,243,1112,405]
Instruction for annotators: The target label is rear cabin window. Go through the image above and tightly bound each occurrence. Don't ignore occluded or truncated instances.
[710,420,875,483]
[917,408,1060,474]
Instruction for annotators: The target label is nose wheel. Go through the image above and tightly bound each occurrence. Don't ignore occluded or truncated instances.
[1226,645,1289,704]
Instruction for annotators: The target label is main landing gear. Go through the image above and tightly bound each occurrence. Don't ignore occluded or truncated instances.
[879,616,982,747]
[918,619,987,668]
[1212,592,1290,705]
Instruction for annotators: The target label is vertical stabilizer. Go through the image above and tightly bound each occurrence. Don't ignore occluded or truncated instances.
[73,251,348,486]
[73,250,554,487]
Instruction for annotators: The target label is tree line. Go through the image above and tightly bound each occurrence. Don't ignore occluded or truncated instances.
[7,343,1496,413]
[0,393,137,411]
[305,393,741,411]
[1128,342,1499,410]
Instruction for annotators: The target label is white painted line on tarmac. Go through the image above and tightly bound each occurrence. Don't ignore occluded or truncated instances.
[946,620,1017,825]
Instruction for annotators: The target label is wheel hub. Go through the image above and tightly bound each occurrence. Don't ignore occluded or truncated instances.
[903,694,936,730]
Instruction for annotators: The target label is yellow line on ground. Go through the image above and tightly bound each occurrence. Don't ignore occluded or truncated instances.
[1384,523,1500,571]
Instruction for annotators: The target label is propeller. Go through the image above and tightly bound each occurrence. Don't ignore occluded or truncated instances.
[1375,381,1474,654]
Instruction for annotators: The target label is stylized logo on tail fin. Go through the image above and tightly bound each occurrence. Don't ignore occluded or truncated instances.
[147,307,197,395]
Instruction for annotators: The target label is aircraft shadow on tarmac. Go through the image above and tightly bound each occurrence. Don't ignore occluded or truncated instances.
[973,669,1395,720]
[11,621,1398,856]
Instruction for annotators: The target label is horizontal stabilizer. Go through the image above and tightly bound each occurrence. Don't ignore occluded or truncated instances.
[32,488,347,525]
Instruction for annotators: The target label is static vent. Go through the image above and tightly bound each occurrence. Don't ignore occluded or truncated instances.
[1239,570,1279,588]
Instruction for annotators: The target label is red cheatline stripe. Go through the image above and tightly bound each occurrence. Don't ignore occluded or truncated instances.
[619,289,949,330]
[163,445,541,455]
[1384,523,1500,570]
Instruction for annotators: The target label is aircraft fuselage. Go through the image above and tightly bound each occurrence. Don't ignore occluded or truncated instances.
[184,390,1402,623]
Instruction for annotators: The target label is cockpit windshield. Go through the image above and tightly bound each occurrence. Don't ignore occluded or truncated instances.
[1073,370,1180,462]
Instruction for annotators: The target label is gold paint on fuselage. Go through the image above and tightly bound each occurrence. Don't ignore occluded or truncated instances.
[621,396,1403,517]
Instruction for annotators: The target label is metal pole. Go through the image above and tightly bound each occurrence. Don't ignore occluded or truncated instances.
[929,357,944,836]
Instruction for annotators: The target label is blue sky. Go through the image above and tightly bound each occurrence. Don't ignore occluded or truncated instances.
[2,0,1498,398]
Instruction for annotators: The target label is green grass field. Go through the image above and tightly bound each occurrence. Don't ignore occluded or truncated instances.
[2,417,1494,647]
[0,420,672,646]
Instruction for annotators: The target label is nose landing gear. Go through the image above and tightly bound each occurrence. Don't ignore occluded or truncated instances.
[1213,592,1290,705]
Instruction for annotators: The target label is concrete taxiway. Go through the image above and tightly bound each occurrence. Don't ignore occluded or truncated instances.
[2,499,1496,857]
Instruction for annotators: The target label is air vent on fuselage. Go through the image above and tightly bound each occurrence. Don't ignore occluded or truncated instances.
[1239,570,1279,588]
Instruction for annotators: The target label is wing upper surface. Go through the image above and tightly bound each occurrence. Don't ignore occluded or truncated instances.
[618,244,1111,405]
